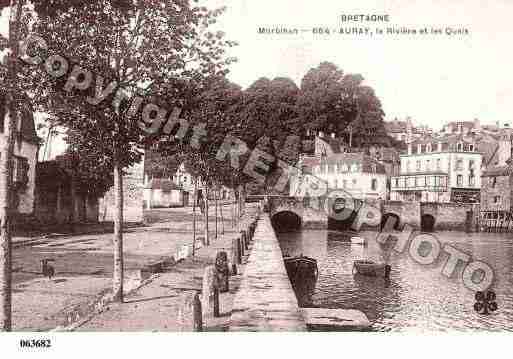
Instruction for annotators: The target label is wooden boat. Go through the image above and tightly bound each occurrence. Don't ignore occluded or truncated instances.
[352,260,391,278]
[350,236,366,245]
[284,255,318,306]
[284,255,318,281]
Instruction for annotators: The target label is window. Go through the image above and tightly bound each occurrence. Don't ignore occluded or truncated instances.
[469,175,475,187]
[352,179,357,186]
[436,159,441,170]
[494,196,501,204]
[426,160,431,171]
[457,142,463,152]
[426,143,432,153]
[406,160,411,173]
[328,164,334,173]
[491,177,497,188]
[457,174,463,186]
[469,144,474,152]
[456,159,463,170]
[343,179,347,188]
[371,164,377,173]
[416,160,421,171]
[334,179,338,188]
[394,178,399,188]
[12,156,29,187]
[469,160,475,169]
[371,179,378,191]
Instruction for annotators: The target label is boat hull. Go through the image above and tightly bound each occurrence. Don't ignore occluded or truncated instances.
[353,260,391,278]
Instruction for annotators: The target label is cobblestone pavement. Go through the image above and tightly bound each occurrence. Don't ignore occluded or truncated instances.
[11,204,243,331]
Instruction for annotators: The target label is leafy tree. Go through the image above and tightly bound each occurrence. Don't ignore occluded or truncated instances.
[28,0,236,302]
[297,62,395,149]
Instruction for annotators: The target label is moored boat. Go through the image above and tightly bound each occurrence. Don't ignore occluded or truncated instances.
[352,260,391,278]
[284,255,318,280]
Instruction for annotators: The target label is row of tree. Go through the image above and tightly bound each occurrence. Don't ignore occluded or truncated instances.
[0,0,399,331]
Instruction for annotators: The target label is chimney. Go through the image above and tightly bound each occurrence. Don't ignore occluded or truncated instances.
[473,118,481,132]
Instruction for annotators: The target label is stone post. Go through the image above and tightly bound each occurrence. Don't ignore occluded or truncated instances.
[202,266,220,318]
[238,235,244,257]
[178,291,202,331]
[215,251,230,293]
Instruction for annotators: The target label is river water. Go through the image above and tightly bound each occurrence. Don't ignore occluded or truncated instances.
[277,229,513,332]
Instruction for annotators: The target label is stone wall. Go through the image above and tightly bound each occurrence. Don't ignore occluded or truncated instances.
[100,160,144,223]
[229,215,307,331]
[383,201,421,229]
[420,202,477,231]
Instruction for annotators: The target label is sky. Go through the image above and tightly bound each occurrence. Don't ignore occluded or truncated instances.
[1,0,513,135]
[204,0,513,131]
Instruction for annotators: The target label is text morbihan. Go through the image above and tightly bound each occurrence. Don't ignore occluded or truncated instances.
[258,27,299,35]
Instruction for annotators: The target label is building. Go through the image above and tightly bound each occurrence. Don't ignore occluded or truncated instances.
[34,158,101,224]
[385,117,431,144]
[480,163,513,212]
[0,96,40,218]
[290,135,388,200]
[390,134,482,203]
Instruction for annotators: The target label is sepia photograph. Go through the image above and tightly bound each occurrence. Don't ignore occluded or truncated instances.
[0,0,512,356]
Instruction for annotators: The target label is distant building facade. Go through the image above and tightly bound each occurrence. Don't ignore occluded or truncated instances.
[391,135,482,203]
[290,135,388,200]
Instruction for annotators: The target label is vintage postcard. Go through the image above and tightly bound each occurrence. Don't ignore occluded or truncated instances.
[0,0,511,356]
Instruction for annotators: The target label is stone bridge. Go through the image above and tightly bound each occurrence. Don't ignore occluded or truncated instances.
[266,196,477,232]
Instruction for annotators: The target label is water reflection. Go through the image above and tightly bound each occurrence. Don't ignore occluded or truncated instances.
[277,229,513,332]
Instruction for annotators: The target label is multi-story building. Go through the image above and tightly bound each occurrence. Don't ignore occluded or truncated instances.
[390,134,482,203]
[290,135,388,200]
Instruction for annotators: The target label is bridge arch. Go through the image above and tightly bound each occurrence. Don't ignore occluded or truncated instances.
[421,214,436,232]
[271,210,302,232]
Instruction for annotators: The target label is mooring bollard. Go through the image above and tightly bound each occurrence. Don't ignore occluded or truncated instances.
[202,266,220,318]
[215,251,230,293]
[178,291,202,332]
[241,230,249,251]
[238,235,245,257]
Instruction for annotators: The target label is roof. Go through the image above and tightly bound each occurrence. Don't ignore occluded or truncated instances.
[305,152,387,174]
[385,120,408,133]
[145,178,180,191]
[482,165,513,177]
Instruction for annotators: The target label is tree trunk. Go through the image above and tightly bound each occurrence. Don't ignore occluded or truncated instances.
[214,187,218,240]
[204,186,209,246]
[219,189,225,235]
[112,160,124,302]
[192,178,197,257]
[1,0,24,332]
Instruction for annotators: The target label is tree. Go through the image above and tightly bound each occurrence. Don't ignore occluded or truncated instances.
[297,62,395,149]
[0,0,27,332]
[28,0,236,302]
